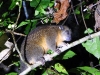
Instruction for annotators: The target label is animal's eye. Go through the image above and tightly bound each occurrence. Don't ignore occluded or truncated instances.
[66,30,70,34]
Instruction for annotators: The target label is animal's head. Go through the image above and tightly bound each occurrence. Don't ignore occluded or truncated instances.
[59,25,72,42]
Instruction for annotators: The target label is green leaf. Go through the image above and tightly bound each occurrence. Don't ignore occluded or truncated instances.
[42,71,48,75]
[54,63,69,75]
[0,31,3,36]
[42,67,59,75]
[49,1,54,7]
[36,6,46,14]
[14,61,19,66]
[30,0,50,15]
[17,21,29,28]
[6,72,17,75]
[35,10,40,15]
[30,0,40,8]
[3,20,8,26]
[82,36,100,59]
[62,50,76,60]
[2,12,9,18]
[39,0,50,9]
[0,1,3,8]
[42,69,51,75]
[75,7,80,14]
[77,66,100,75]
[84,28,93,34]
[23,20,37,34]
[47,50,53,54]
[8,0,16,10]
[31,20,37,30]
[84,13,91,19]
[24,24,31,35]
[30,0,50,9]
[8,24,12,28]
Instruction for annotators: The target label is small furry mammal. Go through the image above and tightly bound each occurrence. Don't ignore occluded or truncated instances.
[20,25,71,72]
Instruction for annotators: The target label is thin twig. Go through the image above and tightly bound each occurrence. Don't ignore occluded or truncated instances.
[11,1,29,68]
[80,0,88,30]
[6,29,26,37]
[15,2,21,27]
[4,1,30,70]
[71,1,79,25]
[80,0,91,37]
[10,30,30,69]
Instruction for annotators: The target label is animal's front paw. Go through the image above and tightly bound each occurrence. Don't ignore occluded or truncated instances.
[43,54,52,62]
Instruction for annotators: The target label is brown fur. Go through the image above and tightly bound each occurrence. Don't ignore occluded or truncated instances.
[20,25,71,72]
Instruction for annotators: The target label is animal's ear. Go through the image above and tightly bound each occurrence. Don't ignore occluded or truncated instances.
[59,25,64,30]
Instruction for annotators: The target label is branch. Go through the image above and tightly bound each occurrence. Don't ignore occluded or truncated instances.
[71,1,79,25]
[6,29,26,37]
[83,0,100,11]
[15,1,22,26]
[5,29,30,71]
[80,0,90,35]
[19,31,100,75]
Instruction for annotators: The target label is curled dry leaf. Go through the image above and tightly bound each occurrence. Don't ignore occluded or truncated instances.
[53,0,70,24]
[94,4,100,32]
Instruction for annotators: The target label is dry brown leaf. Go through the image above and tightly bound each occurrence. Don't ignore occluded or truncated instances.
[53,0,70,24]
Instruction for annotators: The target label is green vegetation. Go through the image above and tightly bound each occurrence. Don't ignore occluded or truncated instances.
[0,0,100,75]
